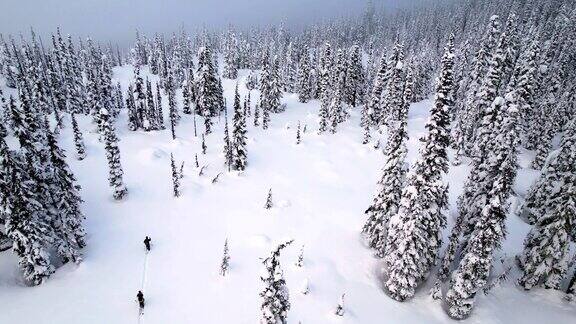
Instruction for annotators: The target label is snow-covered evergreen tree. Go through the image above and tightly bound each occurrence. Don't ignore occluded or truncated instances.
[518,120,575,290]
[344,45,364,107]
[264,189,273,209]
[70,113,86,160]
[0,132,54,285]
[223,113,233,172]
[383,35,454,301]
[295,245,304,267]
[335,294,345,316]
[46,127,86,263]
[170,153,181,197]
[232,84,247,171]
[220,238,230,276]
[223,29,239,79]
[362,75,409,256]
[260,240,292,324]
[297,48,311,103]
[253,103,260,127]
[283,43,297,93]
[100,108,127,200]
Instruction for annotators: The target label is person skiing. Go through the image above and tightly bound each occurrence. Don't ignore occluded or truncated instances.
[137,290,145,310]
[144,236,151,252]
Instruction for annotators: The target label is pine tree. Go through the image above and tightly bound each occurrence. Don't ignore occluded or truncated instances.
[70,113,86,160]
[332,48,348,121]
[269,56,282,113]
[223,29,238,79]
[0,132,54,285]
[196,46,222,118]
[126,85,138,131]
[133,63,146,130]
[260,240,293,324]
[317,43,333,100]
[297,48,311,103]
[383,35,454,301]
[245,92,252,117]
[46,127,86,263]
[232,84,247,171]
[335,294,345,316]
[382,44,405,128]
[220,238,230,276]
[155,82,165,129]
[458,15,502,156]
[262,99,271,130]
[344,45,364,107]
[362,82,409,256]
[264,189,273,209]
[445,173,508,319]
[518,120,575,290]
[296,122,301,145]
[201,133,207,155]
[361,103,371,144]
[223,114,233,172]
[101,108,127,200]
[366,52,388,125]
[170,153,181,197]
[253,103,260,127]
[143,78,156,130]
[329,88,342,134]
[167,71,179,139]
[283,42,297,93]
[444,92,521,318]
[182,77,192,115]
[295,245,304,267]
[448,27,515,270]
[318,88,330,134]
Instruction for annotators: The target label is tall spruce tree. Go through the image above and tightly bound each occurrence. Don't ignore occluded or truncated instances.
[231,84,247,171]
[170,153,181,197]
[518,119,575,290]
[100,108,127,200]
[46,127,86,263]
[70,113,86,160]
[344,45,364,107]
[362,78,409,256]
[297,48,311,103]
[383,35,454,301]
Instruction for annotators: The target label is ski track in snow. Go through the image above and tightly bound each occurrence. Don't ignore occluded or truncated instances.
[0,66,574,323]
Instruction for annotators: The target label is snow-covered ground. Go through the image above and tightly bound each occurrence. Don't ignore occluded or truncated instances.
[0,67,574,323]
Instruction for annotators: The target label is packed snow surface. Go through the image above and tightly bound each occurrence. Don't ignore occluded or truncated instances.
[0,67,574,323]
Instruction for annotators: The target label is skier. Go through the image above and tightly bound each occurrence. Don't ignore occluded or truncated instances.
[143,236,151,252]
[137,290,145,311]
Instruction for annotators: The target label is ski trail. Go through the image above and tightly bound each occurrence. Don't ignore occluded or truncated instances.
[138,251,149,324]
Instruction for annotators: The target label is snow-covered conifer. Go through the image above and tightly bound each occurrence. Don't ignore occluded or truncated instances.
[335,294,345,316]
[296,122,301,145]
[297,48,311,103]
[264,189,273,209]
[344,45,364,107]
[101,108,127,200]
[295,245,304,267]
[232,84,248,171]
[171,153,181,197]
[260,240,292,324]
[70,113,86,160]
[220,238,230,276]
[201,133,207,155]
[383,35,454,301]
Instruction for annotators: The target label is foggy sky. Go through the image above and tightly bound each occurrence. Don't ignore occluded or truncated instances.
[0,0,406,46]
